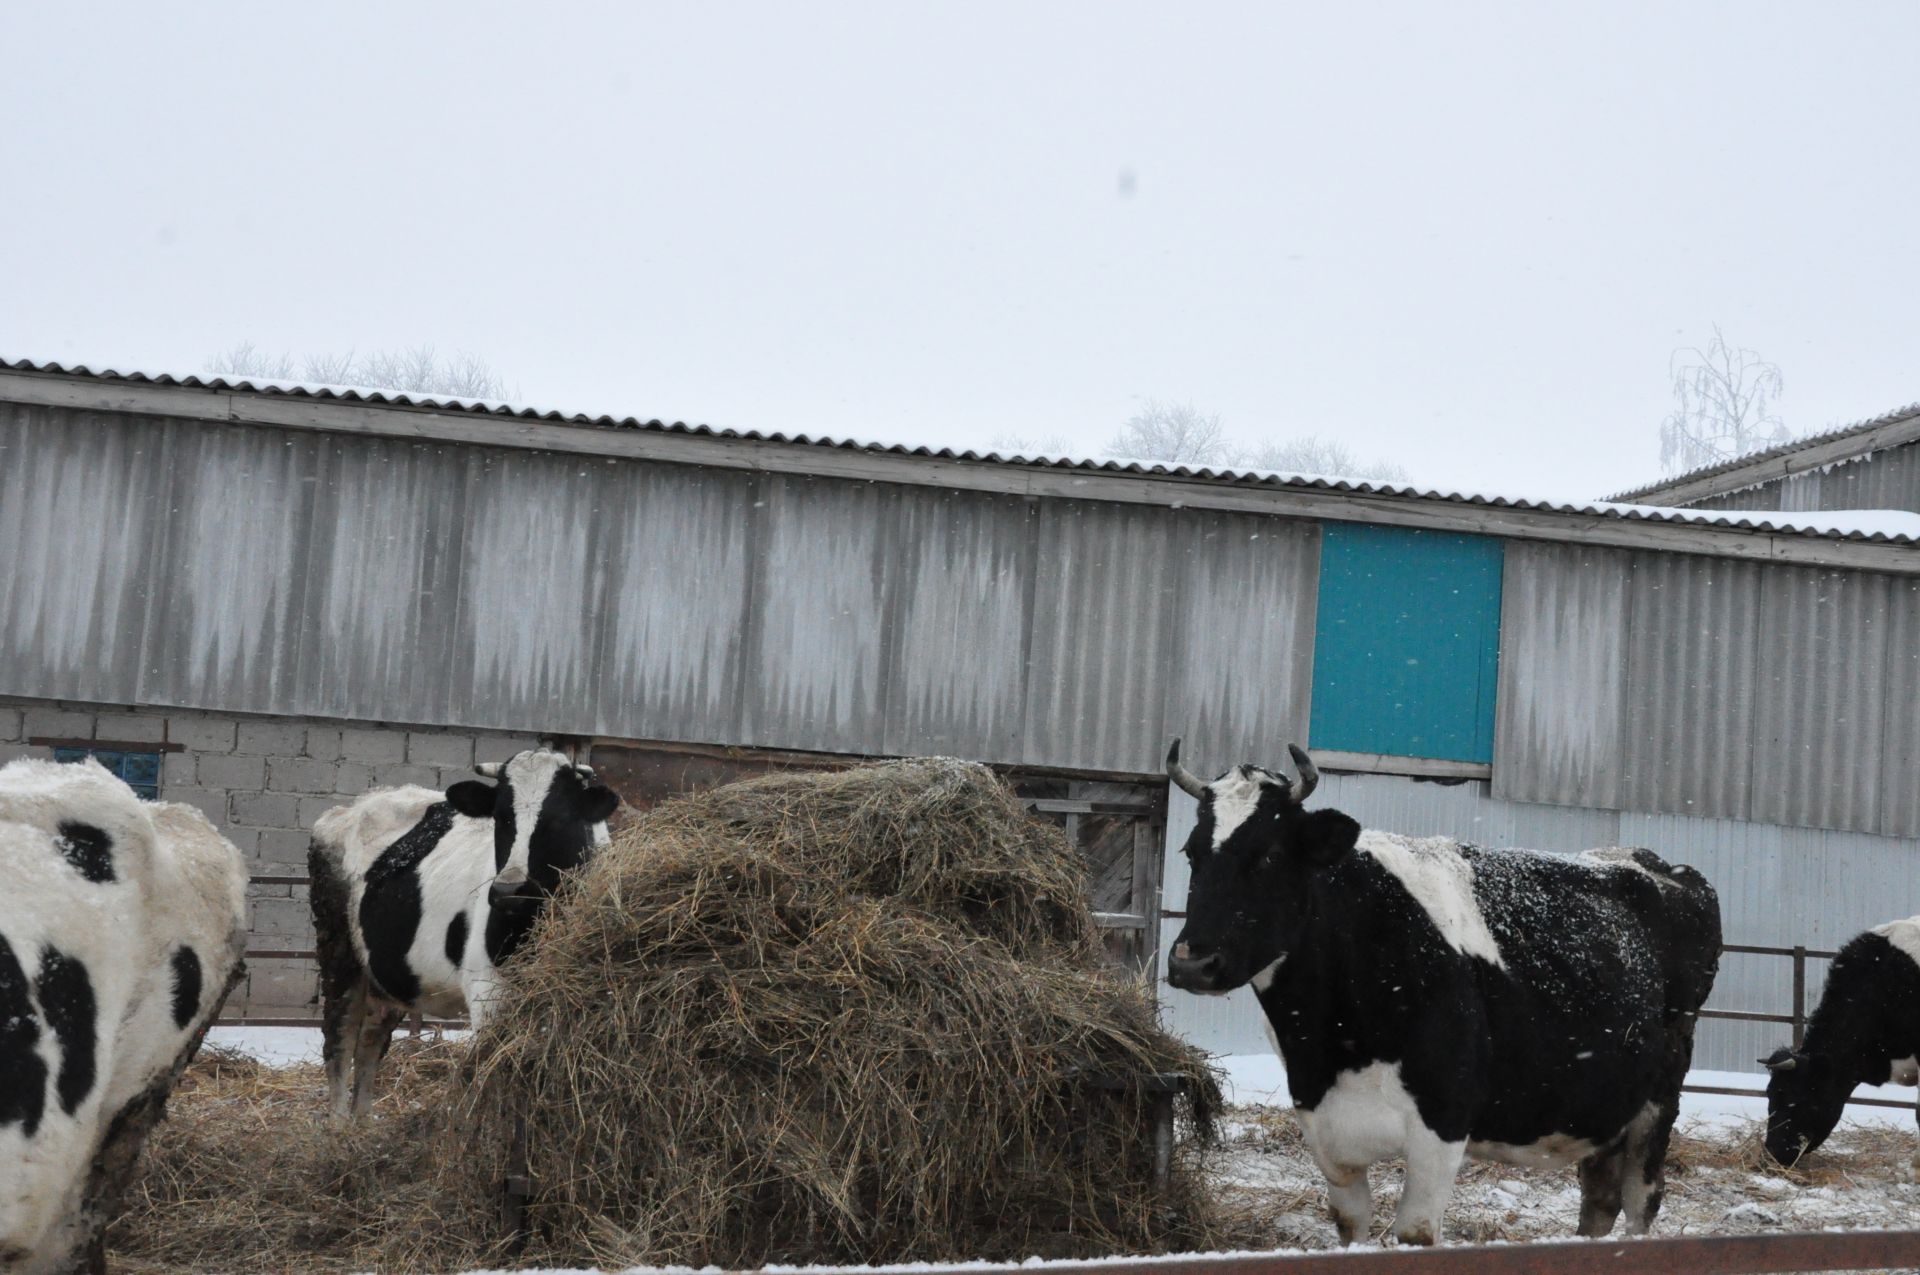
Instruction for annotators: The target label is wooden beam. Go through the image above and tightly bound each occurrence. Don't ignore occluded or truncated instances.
[6,369,1920,574]
[1310,751,1490,781]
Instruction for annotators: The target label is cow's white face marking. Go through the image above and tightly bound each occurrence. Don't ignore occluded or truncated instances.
[1358,832,1506,969]
[499,750,573,881]
[1873,917,1920,968]
[1207,767,1272,847]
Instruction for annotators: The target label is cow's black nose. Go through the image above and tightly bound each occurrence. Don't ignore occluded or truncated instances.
[1166,945,1226,990]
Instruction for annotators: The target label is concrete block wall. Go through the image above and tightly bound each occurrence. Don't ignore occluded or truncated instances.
[0,697,541,1020]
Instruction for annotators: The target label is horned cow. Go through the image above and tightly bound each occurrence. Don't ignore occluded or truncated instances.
[0,757,246,1275]
[309,748,617,1119]
[1163,740,1721,1246]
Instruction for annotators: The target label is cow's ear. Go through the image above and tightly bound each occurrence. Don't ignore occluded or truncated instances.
[579,785,619,823]
[445,781,496,818]
[1291,809,1360,867]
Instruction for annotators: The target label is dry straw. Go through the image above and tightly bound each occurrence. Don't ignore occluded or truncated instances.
[113,758,1225,1273]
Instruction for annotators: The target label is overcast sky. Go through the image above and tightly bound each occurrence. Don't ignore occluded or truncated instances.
[5,2,1918,498]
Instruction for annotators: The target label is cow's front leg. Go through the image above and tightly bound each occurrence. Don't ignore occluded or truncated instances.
[1320,1163,1373,1245]
[1391,1124,1464,1246]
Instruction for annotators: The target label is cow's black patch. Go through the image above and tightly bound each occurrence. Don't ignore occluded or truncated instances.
[493,780,517,871]
[36,946,97,1116]
[57,820,116,883]
[444,911,469,966]
[358,803,457,1004]
[483,901,536,968]
[169,946,203,1029]
[0,933,47,1135]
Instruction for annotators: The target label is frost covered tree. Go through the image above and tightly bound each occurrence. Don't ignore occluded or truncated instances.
[207,340,516,399]
[1241,435,1408,482]
[1106,399,1235,465]
[1659,327,1790,475]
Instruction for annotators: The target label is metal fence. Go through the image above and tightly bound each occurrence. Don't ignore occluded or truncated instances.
[223,878,1914,1116]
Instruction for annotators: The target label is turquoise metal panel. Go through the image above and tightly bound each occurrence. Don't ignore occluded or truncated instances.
[1308,523,1504,763]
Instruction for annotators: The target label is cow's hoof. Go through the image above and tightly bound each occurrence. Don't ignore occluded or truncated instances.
[1392,1224,1437,1247]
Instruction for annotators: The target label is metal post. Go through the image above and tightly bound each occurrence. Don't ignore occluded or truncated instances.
[1791,945,1807,1050]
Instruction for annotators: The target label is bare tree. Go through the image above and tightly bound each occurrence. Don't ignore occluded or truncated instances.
[1106,399,1235,465]
[205,341,516,399]
[206,340,296,381]
[1660,327,1789,475]
[1242,435,1408,482]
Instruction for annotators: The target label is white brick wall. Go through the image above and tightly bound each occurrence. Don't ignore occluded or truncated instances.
[0,695,544,1019]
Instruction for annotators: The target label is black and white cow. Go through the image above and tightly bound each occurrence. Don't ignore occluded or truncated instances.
[309,748,617,1119]
[1163,741,1721,1246]
[0,757,246,1275]
[1762,916,1920,1170]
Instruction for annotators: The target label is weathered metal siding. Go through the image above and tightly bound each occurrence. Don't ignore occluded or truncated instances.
[1496,541,1918,838]
[1492,542,1629,811]
[1159,779,1920,1076]
[0,404,1323,773]
[1692,442,1920,516]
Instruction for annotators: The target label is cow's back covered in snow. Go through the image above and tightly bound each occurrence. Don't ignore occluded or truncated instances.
[1163,741,1720,1246]
[0,758,245,1275]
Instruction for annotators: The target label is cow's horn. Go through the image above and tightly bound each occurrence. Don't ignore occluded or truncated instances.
[1166,739,1208,799]
[1761,1051,1799,1072]
[1286,744,1320,804]
[475,761,504,779]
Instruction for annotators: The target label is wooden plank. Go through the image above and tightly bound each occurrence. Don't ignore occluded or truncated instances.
[1092,912,1149,930]
[9,369,1920,573]
[1023,798,1159,815]
[29,735,186,753]
[1310,751,1492,780]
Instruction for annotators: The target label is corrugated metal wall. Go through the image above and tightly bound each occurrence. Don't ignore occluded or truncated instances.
[1494,541,1920,839]
[1158,779,1920,1075]
[1691,443,1920,515]
[0,403,1321,775]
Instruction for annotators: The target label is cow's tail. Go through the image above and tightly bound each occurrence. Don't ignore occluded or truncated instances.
[307,811,363,1119]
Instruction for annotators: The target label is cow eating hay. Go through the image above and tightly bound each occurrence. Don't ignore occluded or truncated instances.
[440,757,1224,1270]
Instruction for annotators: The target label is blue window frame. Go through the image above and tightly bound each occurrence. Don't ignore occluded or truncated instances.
[53,746,163,800]
[1308,523,1504,764]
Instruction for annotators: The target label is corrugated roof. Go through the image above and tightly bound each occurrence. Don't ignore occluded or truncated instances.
[1607,399,1920,504]
[5,355,1919,546]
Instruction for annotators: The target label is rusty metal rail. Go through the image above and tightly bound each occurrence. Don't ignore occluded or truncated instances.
[985,1231,1920,1275]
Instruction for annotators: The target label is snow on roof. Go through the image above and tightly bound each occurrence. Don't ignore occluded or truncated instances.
[6,356,1919,546]
[1607,398,1920,504]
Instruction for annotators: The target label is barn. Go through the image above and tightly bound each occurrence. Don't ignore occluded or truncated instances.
[1613,398,1920,516]
[2,357,1916,1074]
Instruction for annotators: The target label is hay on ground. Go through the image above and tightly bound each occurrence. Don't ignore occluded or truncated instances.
[112,758,1225,1273]
[442,757,1224,1270]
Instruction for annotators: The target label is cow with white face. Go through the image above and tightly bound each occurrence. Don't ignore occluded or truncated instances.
[309,748,617,1119]
[1761,916,1920,1171]
[1,757,246,1275]
[1164,741,1720,1246]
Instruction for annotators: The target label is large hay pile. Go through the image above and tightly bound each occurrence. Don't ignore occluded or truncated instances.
[446,757,1223,1270]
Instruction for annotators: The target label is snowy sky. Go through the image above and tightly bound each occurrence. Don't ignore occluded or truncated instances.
[5,1,1919,498]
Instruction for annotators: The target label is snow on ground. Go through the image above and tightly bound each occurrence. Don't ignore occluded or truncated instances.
[1207,1054,1920,1249]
